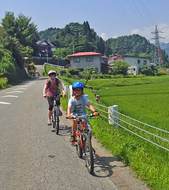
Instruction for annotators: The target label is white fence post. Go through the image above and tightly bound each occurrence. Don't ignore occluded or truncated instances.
[68,85,72,99]
[108,105,119,127]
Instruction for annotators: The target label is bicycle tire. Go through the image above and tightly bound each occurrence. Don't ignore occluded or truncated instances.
[52,111,56,129]
[56,116,59,135]
[84,134,94,174]
[76,139,83,158]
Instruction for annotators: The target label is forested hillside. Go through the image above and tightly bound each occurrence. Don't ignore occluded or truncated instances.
[39,22,168,64]
[39,21,105,54]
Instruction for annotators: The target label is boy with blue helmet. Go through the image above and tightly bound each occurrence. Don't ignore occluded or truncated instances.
[67,81,98,142]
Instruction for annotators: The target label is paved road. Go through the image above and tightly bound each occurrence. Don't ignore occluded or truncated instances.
[0,79,117,190]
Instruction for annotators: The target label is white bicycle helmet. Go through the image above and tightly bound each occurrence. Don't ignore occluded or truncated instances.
[48,70,56,76]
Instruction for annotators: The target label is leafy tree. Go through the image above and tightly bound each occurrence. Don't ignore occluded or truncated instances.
[2,12,39,68]
[111,61,129,75]
[0,48,15,75]
[53,48,71,59]
[0,26,6,47]
[15,14,39,49]
[139,65,157,76]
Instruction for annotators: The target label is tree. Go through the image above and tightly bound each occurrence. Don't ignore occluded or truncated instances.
[111,61,129,75]
[139,65,157,76]
[15,14,39,49]
[0,48,15,75]
[2,12,39,68]
[53,48,71,59]
[0,26,6,47]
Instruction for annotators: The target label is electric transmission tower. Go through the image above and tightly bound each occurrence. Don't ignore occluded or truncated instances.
[151,25,164,66]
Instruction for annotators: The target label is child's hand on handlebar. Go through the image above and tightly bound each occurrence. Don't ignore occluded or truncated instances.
[66,114,75,119]
[93,111,99,117]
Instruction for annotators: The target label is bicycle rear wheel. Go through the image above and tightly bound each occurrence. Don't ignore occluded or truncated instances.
[76,136,83,158]
[52,111,56,129]
[84,134,94,174]
[56,116,59,135]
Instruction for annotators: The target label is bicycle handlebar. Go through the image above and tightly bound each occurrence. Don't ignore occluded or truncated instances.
[66,112,99,120]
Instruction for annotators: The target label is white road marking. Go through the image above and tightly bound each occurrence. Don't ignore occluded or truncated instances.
[0,101,11,105]
[15,87,27,90]
[2,95,18,98]
[6,91,23,94]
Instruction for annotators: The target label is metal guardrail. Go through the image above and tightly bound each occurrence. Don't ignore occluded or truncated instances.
[90,100,169,153]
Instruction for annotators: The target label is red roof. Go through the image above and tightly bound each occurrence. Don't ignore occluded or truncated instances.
[68,52,102,57]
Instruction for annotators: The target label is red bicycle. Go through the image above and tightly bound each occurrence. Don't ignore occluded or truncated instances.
[67,114,97,174]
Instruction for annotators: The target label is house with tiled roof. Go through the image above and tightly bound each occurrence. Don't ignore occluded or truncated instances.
[68,52,108,73]
[36,40,56,57]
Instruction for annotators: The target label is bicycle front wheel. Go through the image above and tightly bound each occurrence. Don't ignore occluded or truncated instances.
[56,116,59,135]
[84,134,94,174]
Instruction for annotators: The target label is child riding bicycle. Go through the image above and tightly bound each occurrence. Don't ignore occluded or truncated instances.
[66,81,98,142]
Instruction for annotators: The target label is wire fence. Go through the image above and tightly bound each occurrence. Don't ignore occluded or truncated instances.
[90,100,169,153]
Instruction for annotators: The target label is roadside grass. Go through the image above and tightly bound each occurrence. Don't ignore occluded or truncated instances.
[87,76,169,190]
[0,77,8,89]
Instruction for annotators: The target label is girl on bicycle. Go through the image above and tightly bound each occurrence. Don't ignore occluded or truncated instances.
[67,81,98,142]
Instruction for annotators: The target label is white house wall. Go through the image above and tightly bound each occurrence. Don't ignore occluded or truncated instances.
[70,56,101,72]
[124,57,151,68]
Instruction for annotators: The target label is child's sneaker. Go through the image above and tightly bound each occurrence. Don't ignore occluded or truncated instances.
[48,119,52,125]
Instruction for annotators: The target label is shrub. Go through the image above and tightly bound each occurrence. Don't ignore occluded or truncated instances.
[140,65,158,76]
[0,77,8,89]
[0,48,15,75]
[111,61,129,75]
[157,68,168,76]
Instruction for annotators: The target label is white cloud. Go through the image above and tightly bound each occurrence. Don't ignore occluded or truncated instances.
[100,33,108,40]
[130,24,169,43]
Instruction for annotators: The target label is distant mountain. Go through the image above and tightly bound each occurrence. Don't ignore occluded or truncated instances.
[160,42,169,56]
[39,22,168,63]
[105,34,155,58]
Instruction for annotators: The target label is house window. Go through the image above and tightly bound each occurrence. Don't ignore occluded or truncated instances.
[137,59,140,64]
[74,57,80,63]
[86,56,93,62]
[144,60,147,64]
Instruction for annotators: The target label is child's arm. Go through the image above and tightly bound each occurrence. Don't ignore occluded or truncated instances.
[86,102,99,116]
[87,103,96,113]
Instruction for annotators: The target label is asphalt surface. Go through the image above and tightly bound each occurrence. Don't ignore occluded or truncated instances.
[0,79,117,190]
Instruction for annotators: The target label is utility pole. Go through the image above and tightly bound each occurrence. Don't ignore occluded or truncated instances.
[73,39,75,54]
[151,25,164,66]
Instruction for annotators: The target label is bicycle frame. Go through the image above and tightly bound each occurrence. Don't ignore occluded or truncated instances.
[75,118,88,149]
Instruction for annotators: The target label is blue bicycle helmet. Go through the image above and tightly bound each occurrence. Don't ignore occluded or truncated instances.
[72,81,84,89]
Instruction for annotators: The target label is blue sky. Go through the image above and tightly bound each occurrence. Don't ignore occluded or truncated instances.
[0,0,169,41]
